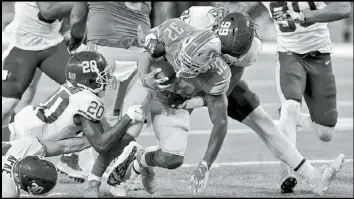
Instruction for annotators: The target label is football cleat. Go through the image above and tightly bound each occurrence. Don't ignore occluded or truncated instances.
[106,141,140,186]
[56,153,86,183]
[302,154,345,195]
[280,176,297,193]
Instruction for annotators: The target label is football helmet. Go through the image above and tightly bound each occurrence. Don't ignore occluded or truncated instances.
[65,51,112,94]
[174,30,221,78]
[216,12,257,60]
[13,156,58,196]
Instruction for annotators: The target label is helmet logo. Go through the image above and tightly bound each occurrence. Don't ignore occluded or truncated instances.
[68,72,76,81]
[27,182,44,195]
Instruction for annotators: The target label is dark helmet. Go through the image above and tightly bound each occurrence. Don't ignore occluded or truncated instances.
[216,12,257,59]
[65,51,111,93]
[13,156,58,196]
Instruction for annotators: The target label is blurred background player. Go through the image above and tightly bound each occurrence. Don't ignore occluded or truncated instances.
[68,2,153,196]
[1,2,89,180]
[261,2,352,193]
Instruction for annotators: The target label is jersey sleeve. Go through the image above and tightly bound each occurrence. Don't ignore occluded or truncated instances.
[71,91,105,122]
[199,55,231,95]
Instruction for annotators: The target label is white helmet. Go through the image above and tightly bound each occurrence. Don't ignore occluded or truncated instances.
[174,30,221,78]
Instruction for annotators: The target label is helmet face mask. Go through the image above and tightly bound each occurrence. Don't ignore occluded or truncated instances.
[174,30,221,78]
[13,156,58,196]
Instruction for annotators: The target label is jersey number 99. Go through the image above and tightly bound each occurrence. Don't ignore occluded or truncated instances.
[218,21,231,36]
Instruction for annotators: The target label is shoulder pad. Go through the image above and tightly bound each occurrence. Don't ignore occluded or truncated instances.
[71,90,104,122]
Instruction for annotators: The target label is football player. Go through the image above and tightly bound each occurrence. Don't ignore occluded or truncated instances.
[261,2,351,193]
[68,2,153,196]
[1,2,87,179]
[2,136,88,197]
[117,18,233,195]
[3,51,146,188]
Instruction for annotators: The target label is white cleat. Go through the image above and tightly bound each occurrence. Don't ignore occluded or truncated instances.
[304,154,346,196]
[106,141,141,186]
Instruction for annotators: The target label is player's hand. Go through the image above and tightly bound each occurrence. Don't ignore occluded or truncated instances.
[287,10,306,24]
[67,33,84,53]
[188,160,210,194]
[140,68,171,91]
[173,96,205,110]
[126,105,145,123]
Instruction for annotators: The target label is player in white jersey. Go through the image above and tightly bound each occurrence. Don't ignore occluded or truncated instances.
[261,1,351,193]
[1,1,91,181]
[3,51,146,187]
[2,137,88,197]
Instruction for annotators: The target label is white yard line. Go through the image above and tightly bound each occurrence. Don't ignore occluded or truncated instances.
[182,158,354,168]
[140,117,353,136]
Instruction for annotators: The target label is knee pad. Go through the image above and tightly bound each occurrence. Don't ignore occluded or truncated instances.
[227,80,260,122]
[312,123,334,142]
[159,152,184,170]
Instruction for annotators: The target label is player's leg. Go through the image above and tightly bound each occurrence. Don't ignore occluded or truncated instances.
[302,53,337,142]
[228,80,345,195]
[275,52,307,192]
[2,46,40,126]
[14,68,42,114]
[134,102,190,194]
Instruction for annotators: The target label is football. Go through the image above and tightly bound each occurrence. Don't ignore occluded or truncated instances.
[150,59,176,85]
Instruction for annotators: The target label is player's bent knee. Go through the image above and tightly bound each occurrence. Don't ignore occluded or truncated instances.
[313,123,334,142]
[160,152,184,169]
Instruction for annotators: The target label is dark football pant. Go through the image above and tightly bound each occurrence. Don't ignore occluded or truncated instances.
[2,40,69,99]
[276,51,337,127]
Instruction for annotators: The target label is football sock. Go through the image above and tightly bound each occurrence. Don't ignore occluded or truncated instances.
[297,112,312,133]
[242,106,305,171]
[2,97,19,127]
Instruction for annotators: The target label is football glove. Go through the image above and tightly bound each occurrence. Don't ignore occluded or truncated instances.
[188,160,210,194]
[140,68,172,91]
[286,10,306,24]
[174,96,205,110]
[126,105,145,123]
[67,33,84,53]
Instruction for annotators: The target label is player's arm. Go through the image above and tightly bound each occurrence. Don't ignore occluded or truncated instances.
[69,2,88,39]
[42,137,91,157]
[302,2,351,24]
[202,93,228,168]
[36,2,74,20]
[79,114,133,154]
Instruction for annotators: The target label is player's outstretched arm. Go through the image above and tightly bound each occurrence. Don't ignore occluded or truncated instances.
[302,2,351,24]
[202,93,228,168]
[69,2,88,39]
[42,137,91,157]
[79,115,132,154]
[36,2,74,21]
